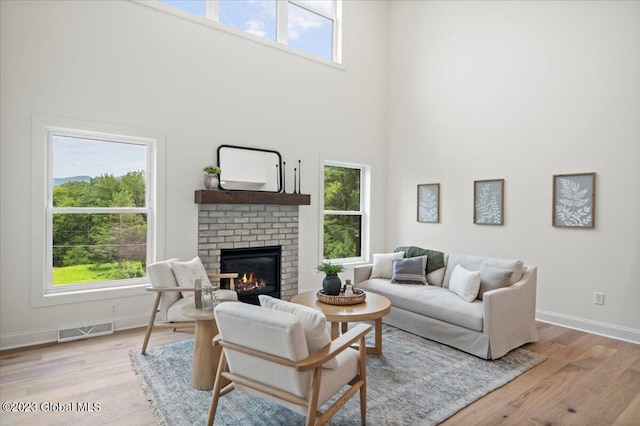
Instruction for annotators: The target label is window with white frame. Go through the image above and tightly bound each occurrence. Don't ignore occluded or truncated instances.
[156,0,341,63]
[323,162,368,263]
[45,130,156,294]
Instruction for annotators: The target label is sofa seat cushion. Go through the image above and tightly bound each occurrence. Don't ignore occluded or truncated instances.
[358,279,483,332]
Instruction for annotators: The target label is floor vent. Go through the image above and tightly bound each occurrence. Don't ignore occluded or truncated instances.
[57,322,114,343]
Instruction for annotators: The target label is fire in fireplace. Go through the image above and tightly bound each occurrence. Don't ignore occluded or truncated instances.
[220,245,281,304]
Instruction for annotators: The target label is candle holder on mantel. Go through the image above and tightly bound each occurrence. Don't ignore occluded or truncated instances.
[281,159,303,194]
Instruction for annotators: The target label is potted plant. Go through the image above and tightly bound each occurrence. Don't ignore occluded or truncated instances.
[203,165,221,190]
[317,262,344,296]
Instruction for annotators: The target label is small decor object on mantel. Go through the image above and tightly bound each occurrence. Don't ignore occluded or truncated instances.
[203,165,221,190]
[317,262,344,296]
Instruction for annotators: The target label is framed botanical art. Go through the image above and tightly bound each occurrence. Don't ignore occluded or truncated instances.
[552,172,596,228]
[474,179,504,225]
[417,183,440,223]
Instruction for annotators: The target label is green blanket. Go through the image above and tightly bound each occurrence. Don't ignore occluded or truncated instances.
[394,246,445,274]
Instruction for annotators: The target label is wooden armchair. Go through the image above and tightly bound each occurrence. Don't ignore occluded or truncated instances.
[142,258,238,354]
[208,301,371,426]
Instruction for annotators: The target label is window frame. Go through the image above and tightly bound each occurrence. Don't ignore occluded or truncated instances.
[140,0,344,66]
[321,160,370,265]
[31,115,166,307]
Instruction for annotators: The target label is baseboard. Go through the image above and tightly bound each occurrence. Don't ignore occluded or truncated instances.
[0,314,149,351]
[536,309,640,345]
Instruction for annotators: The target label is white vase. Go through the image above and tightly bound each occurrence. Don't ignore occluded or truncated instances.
[203,174,219,190]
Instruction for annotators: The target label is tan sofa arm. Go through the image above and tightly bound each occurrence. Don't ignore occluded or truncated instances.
[353,265,373,285]
[482,266,538,358]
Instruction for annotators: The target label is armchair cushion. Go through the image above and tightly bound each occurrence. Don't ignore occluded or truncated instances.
[171,257,212,297]
[259,295,338,369]
[147,258,181,320]
[166,296,197,322]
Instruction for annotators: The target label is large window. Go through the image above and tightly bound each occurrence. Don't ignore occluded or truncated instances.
[45,130,155,294]
[155,0,342,63]
[323,162,368,263]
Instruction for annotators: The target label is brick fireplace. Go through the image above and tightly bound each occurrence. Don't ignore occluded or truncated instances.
[195,190,310,301]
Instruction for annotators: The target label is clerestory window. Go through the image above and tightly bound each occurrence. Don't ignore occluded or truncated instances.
[154,0,342,63]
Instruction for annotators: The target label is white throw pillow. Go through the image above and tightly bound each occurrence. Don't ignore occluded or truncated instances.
[259,295,338,369]
[448,265,481,303]
[370,252,405,279]
[171,257,212,298]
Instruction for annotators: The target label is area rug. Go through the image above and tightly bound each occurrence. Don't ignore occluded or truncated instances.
[130,325,545,425]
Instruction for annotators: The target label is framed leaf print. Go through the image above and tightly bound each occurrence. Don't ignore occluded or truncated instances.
[417,183,440,223]
[474,179,504,225]
[553,172,596,228]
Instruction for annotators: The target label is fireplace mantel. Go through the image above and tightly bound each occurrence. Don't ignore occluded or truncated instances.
[195,190,310,206]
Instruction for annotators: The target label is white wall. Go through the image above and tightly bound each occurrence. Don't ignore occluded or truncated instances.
[0,0,390,349]
[387,1,640,340]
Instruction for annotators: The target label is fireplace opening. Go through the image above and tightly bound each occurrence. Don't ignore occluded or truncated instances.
[220,246,281,305]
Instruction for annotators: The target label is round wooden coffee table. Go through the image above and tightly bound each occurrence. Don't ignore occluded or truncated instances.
[181,304,223,390]
[291,290,391,354]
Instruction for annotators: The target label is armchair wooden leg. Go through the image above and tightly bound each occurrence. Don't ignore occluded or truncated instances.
[207,351,228,426]
[359,336,367,425]
[141,293,162,354]
[305,367,322,426]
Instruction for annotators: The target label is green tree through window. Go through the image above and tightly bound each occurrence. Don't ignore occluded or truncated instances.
[323,165,363,260]
[52,173,148,285]
[49,134,151,288]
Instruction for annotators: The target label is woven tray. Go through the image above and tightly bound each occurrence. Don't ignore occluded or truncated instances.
[316,288,366,305]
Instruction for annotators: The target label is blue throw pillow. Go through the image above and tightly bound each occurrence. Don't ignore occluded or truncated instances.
[391,256,428,285]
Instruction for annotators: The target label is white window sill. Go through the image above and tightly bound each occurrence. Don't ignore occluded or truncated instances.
[32,283,151,308]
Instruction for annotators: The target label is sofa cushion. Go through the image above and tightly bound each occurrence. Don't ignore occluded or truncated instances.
[357,278,483,332]
[426,253,448,287]
[391,256,427,285]
[448,265,481,302]
[443,253,524,289]
[259,295,338,369]
[370,252,404,279]
[478,264,513,299]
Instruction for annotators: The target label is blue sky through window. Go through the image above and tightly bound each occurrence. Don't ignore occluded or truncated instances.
[220,0,276,40]
[52,136,146,179]
[288,2,332,60]
[159,0,206,16]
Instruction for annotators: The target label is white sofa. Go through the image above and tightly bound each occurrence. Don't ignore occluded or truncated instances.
[354,250,538,359]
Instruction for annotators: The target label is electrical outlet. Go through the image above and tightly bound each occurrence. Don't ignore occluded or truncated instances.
[109,304,118,315]
[594,292,604,305]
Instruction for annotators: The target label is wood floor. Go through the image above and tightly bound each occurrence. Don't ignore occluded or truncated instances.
[1,322,639,425]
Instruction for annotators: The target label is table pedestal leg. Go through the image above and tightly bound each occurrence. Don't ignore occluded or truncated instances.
[191,319,220,390]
